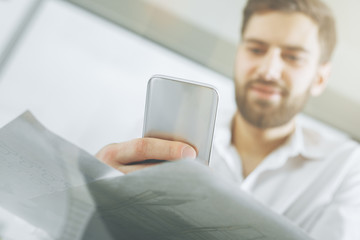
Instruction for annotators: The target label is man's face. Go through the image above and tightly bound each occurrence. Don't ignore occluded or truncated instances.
[234,12,325,128]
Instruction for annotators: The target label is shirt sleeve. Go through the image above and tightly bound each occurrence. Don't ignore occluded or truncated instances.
[309,148,360,240]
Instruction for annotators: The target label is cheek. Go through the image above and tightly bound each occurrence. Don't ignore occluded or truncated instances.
[234,50,256,81]
[286,67,317,96]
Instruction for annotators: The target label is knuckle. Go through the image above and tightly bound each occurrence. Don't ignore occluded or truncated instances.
[96,144,116,163]
[133,138,149,158]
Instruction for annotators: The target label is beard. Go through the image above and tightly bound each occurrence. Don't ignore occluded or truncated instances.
[235,78,311,129]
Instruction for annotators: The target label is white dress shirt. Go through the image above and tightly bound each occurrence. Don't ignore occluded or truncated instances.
[210,114,360,240]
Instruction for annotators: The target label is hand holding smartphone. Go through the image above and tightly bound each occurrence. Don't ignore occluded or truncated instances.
[143,75,219,165]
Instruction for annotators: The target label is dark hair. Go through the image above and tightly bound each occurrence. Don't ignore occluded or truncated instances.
[241,0,337,63]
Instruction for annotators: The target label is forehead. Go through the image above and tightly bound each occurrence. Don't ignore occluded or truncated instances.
[243,12,320,54]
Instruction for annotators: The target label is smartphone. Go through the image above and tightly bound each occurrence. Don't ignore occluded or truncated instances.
[142,75,219,165]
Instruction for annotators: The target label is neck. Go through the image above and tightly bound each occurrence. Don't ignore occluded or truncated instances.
[232,111,295,177]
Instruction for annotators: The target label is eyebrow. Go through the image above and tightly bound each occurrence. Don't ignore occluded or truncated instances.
[243,38,310,53]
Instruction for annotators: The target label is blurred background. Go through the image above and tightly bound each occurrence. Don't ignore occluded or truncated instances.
[0,0,359,238]
[0,0,359,156]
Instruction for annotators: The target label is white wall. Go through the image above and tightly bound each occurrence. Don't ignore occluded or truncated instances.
[0,0,235,155]
[143,0,245,44]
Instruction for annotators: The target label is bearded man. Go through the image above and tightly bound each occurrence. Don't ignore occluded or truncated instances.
[96,0,360,239]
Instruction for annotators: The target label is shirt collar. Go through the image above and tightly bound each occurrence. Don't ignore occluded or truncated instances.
[278,117,337,160]
[214,113,332,163]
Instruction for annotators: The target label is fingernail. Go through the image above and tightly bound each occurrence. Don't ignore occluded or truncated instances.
[181,146,197,159]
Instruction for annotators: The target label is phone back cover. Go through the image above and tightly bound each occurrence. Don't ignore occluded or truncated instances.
[143,75,219,164]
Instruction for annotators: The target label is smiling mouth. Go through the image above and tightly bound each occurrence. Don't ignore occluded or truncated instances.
[250,84,283,96]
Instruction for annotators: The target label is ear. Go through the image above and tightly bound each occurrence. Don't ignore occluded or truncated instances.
[310,62,332,96]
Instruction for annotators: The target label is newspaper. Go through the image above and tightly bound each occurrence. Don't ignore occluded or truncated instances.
[0,112,311,240]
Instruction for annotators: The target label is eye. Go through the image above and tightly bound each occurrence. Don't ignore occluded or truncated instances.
[283,54,300,61]
[247,47,266,55]
[281,52,307,65]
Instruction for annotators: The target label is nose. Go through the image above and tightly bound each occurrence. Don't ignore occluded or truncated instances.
[256,48,283,81]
